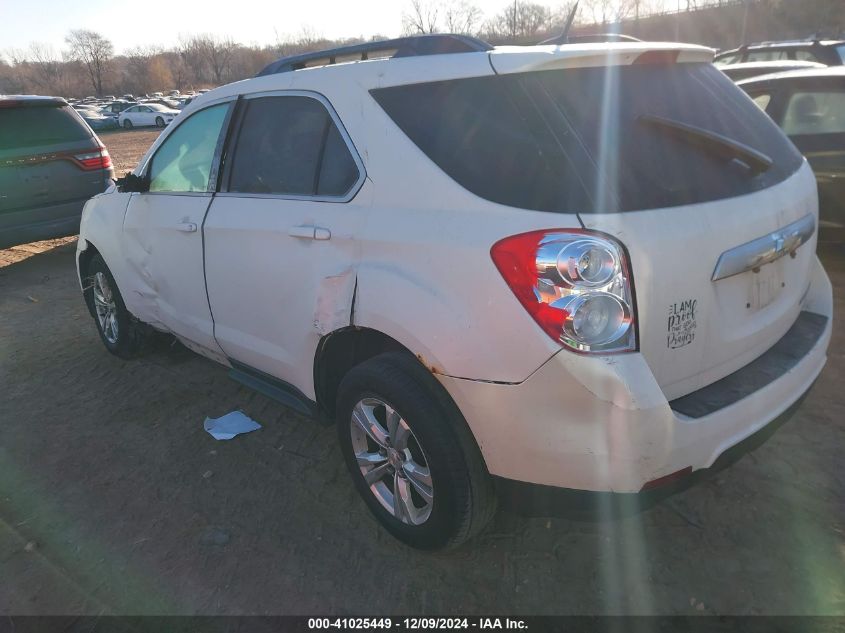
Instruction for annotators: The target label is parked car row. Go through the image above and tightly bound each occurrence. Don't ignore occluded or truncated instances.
[66,90,209,130]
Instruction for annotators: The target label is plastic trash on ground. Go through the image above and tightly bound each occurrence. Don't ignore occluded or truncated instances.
[204,411,261,440]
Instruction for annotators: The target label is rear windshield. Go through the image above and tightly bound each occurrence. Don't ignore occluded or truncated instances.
[371,63,803,213]
[0,105,91,151]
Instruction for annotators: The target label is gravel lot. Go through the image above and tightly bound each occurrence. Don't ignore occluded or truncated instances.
[0,130,843,615]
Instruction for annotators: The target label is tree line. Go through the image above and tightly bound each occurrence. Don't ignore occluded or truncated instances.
[1,0,841,98]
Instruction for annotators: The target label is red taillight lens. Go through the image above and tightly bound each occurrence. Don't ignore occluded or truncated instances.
[491,229,637,354]
[73,148,112,171]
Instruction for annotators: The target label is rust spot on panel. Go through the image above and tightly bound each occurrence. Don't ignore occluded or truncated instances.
[416,353,442,375]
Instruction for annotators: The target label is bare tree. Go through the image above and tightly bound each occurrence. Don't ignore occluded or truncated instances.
[25,43,67,93]
[178,34,237,86]
[65,29,113,96]
[443,1,483,34]
[582,0,637,25]
[205,36,235,85]
[179,36,211,85]
[487,1,553,39]
[403,0,440,34]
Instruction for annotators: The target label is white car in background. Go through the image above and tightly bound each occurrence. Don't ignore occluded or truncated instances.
[76,36,832,550]
[118,103,179,129]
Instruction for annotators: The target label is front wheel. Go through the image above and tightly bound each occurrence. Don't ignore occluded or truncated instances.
[155,116,165,128]
[122,118,133,129]
[336,352,496,549]
[83,254,148,359]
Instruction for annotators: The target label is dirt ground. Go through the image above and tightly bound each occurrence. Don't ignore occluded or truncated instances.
[0,130,843,615]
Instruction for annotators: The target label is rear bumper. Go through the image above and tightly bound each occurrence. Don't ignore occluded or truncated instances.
[0,197,89,249]
[438,256,832,493]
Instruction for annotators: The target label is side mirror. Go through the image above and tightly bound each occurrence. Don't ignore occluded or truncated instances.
[117,172,150,193]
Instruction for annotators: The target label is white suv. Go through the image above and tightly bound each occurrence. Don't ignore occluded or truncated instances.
[77,35,833,549]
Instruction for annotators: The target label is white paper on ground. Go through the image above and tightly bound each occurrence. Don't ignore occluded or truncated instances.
[204,411,262,440]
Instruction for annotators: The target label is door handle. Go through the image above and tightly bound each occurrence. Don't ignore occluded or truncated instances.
[288,225,331,240]
[176,222,197,233]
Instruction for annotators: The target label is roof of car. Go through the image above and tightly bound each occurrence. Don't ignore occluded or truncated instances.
[736,65,845,85]
[0,95,67,107]
[721,60,827,71]
[718,39,845,56]
[180,40,714,123]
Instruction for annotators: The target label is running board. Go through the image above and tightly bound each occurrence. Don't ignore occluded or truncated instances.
[228,360,322,420]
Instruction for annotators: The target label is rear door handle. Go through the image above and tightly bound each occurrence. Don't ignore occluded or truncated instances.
[176,222,197,233]
[288,225,331,240]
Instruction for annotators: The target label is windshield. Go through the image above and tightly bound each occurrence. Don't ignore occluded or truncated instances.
[837,44,845,64]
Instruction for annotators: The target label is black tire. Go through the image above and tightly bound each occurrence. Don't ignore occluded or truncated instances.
[122,119,133,129]
[83,254,148,359]
[336,352,496,549]
[155,116,165,128]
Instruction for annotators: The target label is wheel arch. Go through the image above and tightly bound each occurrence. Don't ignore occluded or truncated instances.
[313,326,492,474]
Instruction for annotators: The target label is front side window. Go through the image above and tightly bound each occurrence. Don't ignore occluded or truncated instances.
[781,90,845,135]
[148,103,228,193]
[226,95,359,197]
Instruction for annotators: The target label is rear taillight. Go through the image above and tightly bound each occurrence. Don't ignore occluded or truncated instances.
[491,229,637,354]
[72,147,112,171]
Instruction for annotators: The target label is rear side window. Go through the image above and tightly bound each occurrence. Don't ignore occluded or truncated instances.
[0,105,90,150]
[227,95,359,198]
[372,63,802,213]
[781,90,845,135]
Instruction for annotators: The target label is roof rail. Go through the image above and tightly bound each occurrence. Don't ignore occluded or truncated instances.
[256,34,493,77]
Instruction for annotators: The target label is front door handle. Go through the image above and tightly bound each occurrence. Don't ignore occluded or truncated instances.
[176,222,197,233]
[288,225,331,240]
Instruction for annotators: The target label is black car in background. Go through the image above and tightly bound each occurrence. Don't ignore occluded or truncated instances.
[0,96,114,249]
[738,67,845,239]
[716,39,845,66]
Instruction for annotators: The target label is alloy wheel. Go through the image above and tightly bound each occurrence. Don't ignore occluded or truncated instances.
[92,271,119,344]
[349,397,434,525]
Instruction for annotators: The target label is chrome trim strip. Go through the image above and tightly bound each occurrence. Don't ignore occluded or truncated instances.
[711,213,815,282]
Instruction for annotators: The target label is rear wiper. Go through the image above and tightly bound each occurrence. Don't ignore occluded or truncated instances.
[639,115,773,175]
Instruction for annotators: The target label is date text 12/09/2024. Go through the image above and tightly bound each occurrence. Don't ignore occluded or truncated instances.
[307,618,528,630]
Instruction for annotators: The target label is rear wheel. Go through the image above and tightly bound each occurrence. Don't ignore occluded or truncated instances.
[122,118,133,129]
[155,116,165,128]
[336,352,496,549]
[83,254,148,359]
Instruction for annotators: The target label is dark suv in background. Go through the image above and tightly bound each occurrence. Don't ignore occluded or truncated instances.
[1,96,114,249]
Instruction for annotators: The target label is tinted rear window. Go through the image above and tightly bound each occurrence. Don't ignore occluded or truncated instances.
[0,105,90,151]
[371,63,803,213]
[227,95,359,197]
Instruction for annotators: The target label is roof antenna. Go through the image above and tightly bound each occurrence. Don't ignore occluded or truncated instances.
[540,1,579,45]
